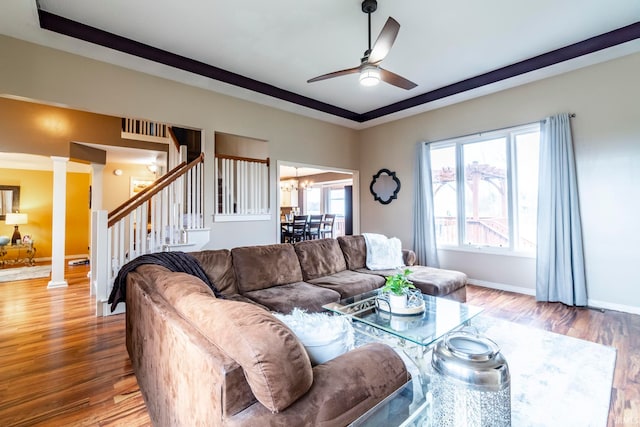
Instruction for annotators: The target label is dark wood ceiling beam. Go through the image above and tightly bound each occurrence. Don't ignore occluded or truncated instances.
[37,9,361,122]
[360,21,640,122]
[36,7,639,124]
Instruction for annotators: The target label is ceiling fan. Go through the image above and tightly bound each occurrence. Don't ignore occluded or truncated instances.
[307,0,417,90]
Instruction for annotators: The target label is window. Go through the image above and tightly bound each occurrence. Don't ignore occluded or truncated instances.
[304,187,322,214]
[328,188,345,216]
[430,123,540,252]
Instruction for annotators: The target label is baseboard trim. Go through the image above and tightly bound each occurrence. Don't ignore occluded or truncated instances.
[34,254,90,263]
[468,279,640,315]
[587,299,640,316]
[467,279,536,296]
[97,300,125,317]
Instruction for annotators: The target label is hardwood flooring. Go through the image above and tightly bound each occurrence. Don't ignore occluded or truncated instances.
[0,267,638,426]
[0,264,149,427]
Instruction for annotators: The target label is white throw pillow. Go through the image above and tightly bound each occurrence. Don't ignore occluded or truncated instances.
[363,233,405,270]
[274,308,354,365]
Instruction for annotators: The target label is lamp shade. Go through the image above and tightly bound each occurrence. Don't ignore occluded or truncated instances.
[5,213,28,225]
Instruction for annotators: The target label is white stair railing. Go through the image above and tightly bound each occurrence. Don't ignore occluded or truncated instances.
[92,153,206,316]
[214,155,270,218]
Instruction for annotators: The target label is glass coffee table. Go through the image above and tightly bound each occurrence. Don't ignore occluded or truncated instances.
[324,290,483,426]
[323,289,483,376]
[323,289,483,359]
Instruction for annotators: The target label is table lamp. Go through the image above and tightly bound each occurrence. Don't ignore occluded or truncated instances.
[5,212,28,245]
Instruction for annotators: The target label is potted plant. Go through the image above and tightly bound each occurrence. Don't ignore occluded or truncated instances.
[381,269,415,311]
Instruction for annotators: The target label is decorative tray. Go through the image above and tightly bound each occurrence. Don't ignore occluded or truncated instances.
[375,291,426,316]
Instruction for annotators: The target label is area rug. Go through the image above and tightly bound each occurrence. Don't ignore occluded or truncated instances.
[355,314,616,427]
[0,265,51,282]
[471,316,617,427]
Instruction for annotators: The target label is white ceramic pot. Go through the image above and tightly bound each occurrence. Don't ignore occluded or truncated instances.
[390,315,411,331]
[301,333,349,365]
[389,293,407,312]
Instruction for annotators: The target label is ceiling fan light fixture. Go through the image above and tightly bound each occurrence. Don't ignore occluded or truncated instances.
[359,65,381,86]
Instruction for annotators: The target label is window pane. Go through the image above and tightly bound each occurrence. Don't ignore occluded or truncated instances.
[431,146,457,245]
[463,138,509,247]
[305,187,321,214]
[515,132,539,251]
[329,188,345,216]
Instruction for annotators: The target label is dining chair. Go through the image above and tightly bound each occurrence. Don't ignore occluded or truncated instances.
[283,215,308,243]
[319,214,336,239]
[306,215,324,240]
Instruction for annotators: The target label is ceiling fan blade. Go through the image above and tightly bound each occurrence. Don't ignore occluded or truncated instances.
[307,66,360,83]
[368,17,400,64]
[380,68,417,90]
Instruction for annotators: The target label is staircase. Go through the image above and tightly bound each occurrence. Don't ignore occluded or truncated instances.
[91,120,209,316]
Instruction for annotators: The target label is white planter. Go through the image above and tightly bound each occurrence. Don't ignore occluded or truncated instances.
[389,293,407,312]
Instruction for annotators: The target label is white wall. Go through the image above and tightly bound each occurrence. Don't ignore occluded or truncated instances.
[0,35,359,250]
[359,52,640,313]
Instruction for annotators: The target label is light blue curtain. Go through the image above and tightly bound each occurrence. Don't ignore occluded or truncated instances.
[536,113,587,306]
[413,142,440,267]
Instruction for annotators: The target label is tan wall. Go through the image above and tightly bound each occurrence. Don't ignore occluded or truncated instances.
[215,132,269,159]
[0,96,123,157]
[0,168,89,258]
[358,52,640,312]
[0,35,359,249]
[102,163,158,212]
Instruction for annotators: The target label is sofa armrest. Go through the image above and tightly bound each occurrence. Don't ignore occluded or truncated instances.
[402,249,417,266]
[309,342,409,424]
[126,271,256,425]
[226,342,409,426]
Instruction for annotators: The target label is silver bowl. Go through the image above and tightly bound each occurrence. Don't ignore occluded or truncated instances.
[0,236,10,246]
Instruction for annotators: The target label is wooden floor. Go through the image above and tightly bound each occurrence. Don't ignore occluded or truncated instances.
[0,266,638,426]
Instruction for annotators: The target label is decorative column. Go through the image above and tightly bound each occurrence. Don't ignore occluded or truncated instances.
[88,164,104,294]
[48,156,69,288]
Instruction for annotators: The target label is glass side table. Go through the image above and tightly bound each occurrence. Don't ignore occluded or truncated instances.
[0,242,36,268]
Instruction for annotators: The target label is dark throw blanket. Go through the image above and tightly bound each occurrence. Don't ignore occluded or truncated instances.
[108,251,223,312]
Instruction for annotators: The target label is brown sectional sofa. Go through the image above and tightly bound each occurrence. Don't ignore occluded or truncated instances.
[338,235,468,303]
[124,235,467,426]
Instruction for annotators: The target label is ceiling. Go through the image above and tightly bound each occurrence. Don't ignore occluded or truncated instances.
[79,143,167,166]
[1,1,639,129]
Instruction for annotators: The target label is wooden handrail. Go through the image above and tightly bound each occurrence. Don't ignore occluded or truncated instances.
[108,160,187,220]
[108,153,204,227]
[216,154,269,167]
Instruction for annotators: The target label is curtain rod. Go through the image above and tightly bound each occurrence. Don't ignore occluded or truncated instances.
[424,113,576,145]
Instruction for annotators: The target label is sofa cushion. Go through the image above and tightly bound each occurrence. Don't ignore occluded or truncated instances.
[174,297,314,413]
[294,238,347,281]
[357,265,467,297]
[307,270,384,298]
[190,249,239,295]
[232,244,304,293]
[405,266,467,296]
[338,235,367,270]
[242,281,341,314]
